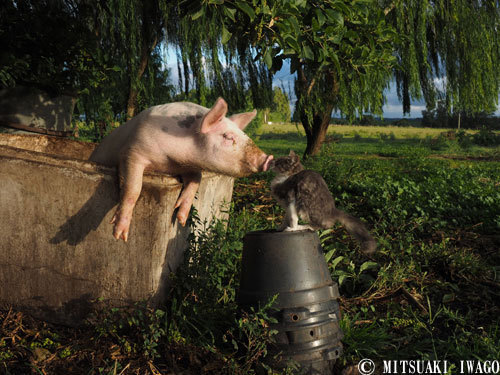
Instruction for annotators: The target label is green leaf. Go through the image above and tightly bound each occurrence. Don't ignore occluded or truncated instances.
[332,2,351,16]
[303,44,314,60]
[221,26,232,44]
[325,249,335,262]
[325,9,344,27]
[331,256,344,269]
[263,48,273,69]
[295,0,307,8]
[284,35,300,52]
[316,9,326,26]
[235,1,255,21]
[191,8,204,21]
[330,50,340,71]
[360,261,379,273]
[332,34,342,44]
[223,7,236,22]
[338,274,347,286]
[289,16,300,36]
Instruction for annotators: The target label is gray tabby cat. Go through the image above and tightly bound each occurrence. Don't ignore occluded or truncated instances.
[270,150,377,254]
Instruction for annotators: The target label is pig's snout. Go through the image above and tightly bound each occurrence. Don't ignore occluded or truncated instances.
[241,141,273,175]
[261,154,274,172]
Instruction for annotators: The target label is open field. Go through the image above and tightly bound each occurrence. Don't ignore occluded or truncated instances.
[263,123,460,138]
[256,123,499,158]
[1,125,499,374]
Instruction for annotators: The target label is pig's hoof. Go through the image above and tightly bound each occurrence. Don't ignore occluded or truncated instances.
[113,227,129,242]
[174,198,192,227]
[176,212,187,227]
[111,213,131,242]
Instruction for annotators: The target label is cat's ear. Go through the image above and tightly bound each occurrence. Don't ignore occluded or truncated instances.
[289,150,299,160]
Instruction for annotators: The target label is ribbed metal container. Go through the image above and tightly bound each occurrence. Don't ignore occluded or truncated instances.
[238,230,343,374]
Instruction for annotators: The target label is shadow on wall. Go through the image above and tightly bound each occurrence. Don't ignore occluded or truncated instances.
[151,223,191,305]
[50,180,119,246]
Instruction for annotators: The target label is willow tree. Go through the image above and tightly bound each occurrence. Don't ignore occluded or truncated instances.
[90,0,171,119]
[390,0,500,116]
[168,5,274,114]
[86,0,273,124]
[202,0,397,156]
[204,0,500,156]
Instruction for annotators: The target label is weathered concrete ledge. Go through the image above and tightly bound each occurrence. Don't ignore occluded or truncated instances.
[0,133,234,326]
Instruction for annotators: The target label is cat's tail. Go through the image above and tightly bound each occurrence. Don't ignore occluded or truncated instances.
[328,208,377,254]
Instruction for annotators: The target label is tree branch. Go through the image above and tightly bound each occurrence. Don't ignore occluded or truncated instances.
[306,77,316,96]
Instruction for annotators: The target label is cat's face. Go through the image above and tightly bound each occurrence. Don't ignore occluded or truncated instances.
[270,151,303,176]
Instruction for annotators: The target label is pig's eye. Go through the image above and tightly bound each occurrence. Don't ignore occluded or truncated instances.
[223,133,235,142]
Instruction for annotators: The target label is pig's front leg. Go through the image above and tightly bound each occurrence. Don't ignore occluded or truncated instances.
[111,154,149,242]
[174,172,201,226]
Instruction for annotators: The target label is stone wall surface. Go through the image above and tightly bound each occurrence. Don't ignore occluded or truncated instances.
[0,134,234,325]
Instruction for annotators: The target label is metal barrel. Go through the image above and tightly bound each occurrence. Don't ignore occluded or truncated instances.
[238,230,343,374]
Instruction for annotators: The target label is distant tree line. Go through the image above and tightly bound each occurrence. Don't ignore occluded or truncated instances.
[326,116,423,127]
[422,101,500,129]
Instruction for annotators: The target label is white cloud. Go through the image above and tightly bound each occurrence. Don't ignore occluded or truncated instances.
[433,76,447,91]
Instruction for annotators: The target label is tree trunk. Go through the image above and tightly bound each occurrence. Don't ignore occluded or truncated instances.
[126,45,152,119]
[295,63,337,158]
[126,88,138,120]
[126,2,160,120]
[301,102,335,158]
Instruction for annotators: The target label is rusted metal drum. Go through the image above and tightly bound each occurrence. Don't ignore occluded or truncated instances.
[238,230,343,374]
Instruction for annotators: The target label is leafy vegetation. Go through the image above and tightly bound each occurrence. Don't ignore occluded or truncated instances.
[1,126,499,374]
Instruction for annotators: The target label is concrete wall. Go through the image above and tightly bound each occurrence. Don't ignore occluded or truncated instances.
[0,134,234,325]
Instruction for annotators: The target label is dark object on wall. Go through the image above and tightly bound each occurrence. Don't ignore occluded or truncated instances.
[238,230,343,374]
[0,86,76,136]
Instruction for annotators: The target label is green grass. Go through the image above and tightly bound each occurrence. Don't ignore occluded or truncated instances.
[255,123,499,159]
[251,126,500,368]
[1,124,499,374]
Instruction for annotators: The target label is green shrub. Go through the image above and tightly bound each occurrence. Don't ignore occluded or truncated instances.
[423,134,449,150]
[472,127,500,146]
[457,130,474,148]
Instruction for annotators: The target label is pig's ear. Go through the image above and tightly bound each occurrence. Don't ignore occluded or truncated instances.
[201,97,228,134]
[229,109,257,130]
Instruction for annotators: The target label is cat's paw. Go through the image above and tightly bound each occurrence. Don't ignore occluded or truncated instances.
[283,225,314,232]
[296,225,314,231]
